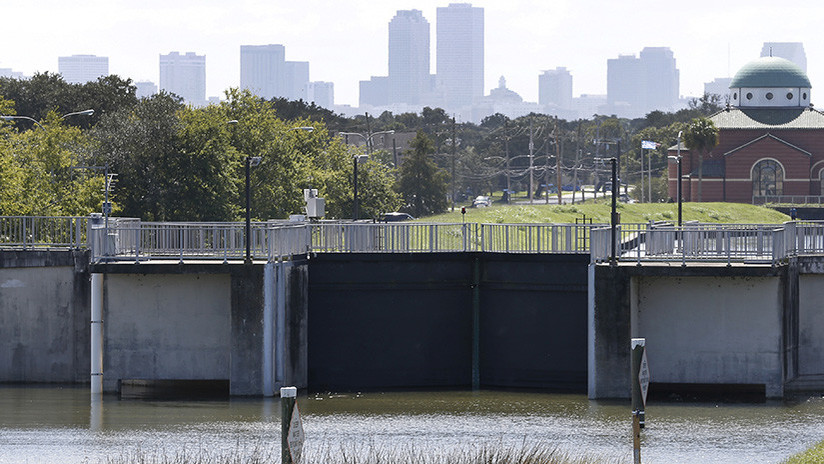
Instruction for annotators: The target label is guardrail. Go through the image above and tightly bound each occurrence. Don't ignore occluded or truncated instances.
[0,216,88,249]
[591,223,788,265]
[753,195,824,206]
[8,216,824,266]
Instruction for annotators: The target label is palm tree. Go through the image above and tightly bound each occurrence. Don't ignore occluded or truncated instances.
[683,117,719,202]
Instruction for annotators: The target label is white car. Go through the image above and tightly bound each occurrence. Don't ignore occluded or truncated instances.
[472,196,492,207]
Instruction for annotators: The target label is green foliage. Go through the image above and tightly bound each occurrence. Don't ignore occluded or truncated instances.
[782,439,824,464]
[398,132,449,217]
[0,111,103,216]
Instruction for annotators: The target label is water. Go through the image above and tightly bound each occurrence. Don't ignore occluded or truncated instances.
[1,386,824,463]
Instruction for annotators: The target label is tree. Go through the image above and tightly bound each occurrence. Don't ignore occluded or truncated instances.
[683,117,719,202]
[397,132,448,217]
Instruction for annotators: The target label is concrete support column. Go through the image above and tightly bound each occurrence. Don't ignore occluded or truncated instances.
[263,262,276,397]
[90,273,104,395]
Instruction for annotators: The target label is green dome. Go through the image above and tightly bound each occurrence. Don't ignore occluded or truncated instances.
[730,57,811,88]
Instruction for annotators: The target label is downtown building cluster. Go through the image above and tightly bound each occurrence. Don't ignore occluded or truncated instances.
[0,9,809,124]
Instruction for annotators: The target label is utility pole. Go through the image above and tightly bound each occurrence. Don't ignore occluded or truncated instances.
[529,119,534,205]
[556,117,562,205]
[451,116,457,212]
[505,122,511,203]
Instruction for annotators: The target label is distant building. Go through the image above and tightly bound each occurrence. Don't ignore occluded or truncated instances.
[539,67,573,111]
[0,68,25,79]
[388,10,431,105]
[761,42,806,72]
[436,3,484,111]
[668,56,824,204]
[473,76,540,120]
[607,47,679,118]
[240,44,285,99]
[306,81,334,109]
[240,44,310,101]
[704,77,732,101]
[360,76,390,107]
[135,81,157,99]
[159,52,206,106]
[58,55,108,84]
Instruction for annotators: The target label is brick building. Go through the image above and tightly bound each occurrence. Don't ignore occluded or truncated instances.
[668,56,824,203]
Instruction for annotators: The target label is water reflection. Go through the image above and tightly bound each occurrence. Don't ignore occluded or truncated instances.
[0,386,823,463]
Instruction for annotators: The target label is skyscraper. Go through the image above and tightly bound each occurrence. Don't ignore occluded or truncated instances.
[436,3,484,110]
[159,52,206,105]
[538,67,573,111]
[388,9,430,105]
[240,44,285,99]
[607,47,679,118]
[135,81,158,99]
[761,42,806,72]
[58,55,108,84]
[306,81,334,109]
[240,44,309,101]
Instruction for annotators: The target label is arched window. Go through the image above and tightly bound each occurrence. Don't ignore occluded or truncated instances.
[752,160,784,197]
[819,169,824,196]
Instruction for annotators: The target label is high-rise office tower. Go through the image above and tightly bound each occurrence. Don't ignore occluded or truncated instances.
[436,3,484,110]
[607,47,679,117]
[388,9,430,105]
[284,61,309,101]
[640,47,679,112]
[159,52,205,105]
[240,44,285,99]
[538,67,573,110]
[58,55,109,84]
[761,42,806,72]
[135,81,158,99]
[240,44,309,101]
[306,81,334,108]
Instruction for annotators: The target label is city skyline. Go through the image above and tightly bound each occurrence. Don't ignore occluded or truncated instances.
[2,0,823,110]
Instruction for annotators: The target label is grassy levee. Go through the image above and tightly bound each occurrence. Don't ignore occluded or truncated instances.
[782,440,824,464]
[423,200,790,225]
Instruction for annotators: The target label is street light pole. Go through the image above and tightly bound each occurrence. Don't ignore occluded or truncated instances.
[340,130,395,220]
[2,109,94,131]
[676,130,683,227]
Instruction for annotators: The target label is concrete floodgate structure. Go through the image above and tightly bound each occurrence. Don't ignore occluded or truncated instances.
[589,258,824,400]
[8,219,824,399]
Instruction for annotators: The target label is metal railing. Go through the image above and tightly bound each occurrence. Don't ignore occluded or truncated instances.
[591,223,788,265]
[9,215,824,266]
[0,216,88,249]
[753,195,824,206]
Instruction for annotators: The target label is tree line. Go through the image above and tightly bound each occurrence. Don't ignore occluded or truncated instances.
[0,73,721,221]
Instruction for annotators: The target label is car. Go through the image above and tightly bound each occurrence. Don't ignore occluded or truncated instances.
[380,212,415,222]
[472,196,492,207]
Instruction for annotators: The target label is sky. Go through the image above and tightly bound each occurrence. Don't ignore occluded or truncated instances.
[3,0,823,109]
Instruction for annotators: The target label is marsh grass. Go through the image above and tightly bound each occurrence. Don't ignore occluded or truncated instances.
[103,441,625,464]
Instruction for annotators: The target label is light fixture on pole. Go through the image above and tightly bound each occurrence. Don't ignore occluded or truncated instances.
[339,130,394,220]
[2,109,94,131]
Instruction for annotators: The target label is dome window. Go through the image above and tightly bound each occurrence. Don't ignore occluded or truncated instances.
[766,92,774,100]
[787,92,794,100]
[804,92,808,100]
[746,92,753,100]
[733,92,738,100]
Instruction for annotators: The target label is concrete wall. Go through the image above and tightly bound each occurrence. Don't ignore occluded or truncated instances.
[633,275,783,397]
[103,273,232,391]
[0,250,89,383]
[592,264,786,399]
[799,274,824,376]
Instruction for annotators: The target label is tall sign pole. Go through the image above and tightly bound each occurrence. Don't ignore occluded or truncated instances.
[631,338,650,464]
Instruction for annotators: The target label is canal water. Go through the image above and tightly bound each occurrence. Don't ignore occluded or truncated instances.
[1,386,823,463]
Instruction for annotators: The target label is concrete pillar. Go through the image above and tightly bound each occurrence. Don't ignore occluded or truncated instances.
[90,273,104,395]
[263,262,276,397]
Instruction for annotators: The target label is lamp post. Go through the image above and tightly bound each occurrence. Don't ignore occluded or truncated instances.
[2,109,94,131]
[228,121,313,264]
[340,130,394,220]
[669,130,684,227]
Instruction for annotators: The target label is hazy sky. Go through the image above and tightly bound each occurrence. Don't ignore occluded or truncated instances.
[3,0,822,108]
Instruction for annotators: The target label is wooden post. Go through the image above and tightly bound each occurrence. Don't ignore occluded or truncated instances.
[281,386,297,464]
